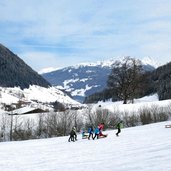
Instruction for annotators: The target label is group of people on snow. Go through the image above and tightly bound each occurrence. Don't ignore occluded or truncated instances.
[68,121,123,142]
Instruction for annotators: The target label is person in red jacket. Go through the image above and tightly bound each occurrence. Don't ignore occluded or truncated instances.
[98,123,104,136]
[99,123,108,138]
[98,123,107,138]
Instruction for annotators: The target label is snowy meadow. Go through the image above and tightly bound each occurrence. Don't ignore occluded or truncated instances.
[0,121,171,171]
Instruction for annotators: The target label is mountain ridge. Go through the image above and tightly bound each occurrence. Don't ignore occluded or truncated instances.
[0,43,51,88]
[40,56,159,74]
[42,57,156,102]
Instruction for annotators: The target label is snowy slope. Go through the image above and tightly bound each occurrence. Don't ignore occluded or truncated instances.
[93,94,171,114]
[0,85,84,113]
[0,85,79,104]
[0,121,171,171]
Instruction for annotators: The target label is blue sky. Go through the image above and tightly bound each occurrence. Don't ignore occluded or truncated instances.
[0,0,171,72]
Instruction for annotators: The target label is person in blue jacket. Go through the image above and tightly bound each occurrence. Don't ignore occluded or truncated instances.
[82,129,88,139]
[93,127,100,140]
[88,126,94,140]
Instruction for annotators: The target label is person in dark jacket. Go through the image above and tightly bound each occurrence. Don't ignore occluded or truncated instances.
[88,126,94,140]
[116,121,123,136]
[72,126,77,141]
[68,127,77,142]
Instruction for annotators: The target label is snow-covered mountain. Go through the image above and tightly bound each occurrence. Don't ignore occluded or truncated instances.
[42,57,157,102]
[42,65,111,103]
[0,85,84,112]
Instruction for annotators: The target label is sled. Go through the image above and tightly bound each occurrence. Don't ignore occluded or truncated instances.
[82,134,89,139]
[165,125,171,128]
[99,134,108,138]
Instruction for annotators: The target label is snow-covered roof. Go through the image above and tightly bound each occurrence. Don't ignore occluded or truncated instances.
[9,106,47,115]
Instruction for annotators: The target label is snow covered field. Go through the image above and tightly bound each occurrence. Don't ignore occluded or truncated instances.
[0,85,81,105]
[0,121,171,171]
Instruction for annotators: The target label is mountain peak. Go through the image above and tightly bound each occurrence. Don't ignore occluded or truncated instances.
[68,56,159,69]
[141,56,160,68]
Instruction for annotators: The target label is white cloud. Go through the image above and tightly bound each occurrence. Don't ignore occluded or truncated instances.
[38,67,59,74]
[1,0,171,71]
[19,52,61,71]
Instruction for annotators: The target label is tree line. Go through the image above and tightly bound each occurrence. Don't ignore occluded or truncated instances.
[0,103,170,142]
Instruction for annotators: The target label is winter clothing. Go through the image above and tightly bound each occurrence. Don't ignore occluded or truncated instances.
[68,130,76,142]
[88,126,94,140]
[82,130,85,137]
[98,123,104,136]
[68,127,77,142]
[93,127,100,140]
[116,121,123,136]
[98,123,104,131]
[72,127,77,140]
[82,130,88,139]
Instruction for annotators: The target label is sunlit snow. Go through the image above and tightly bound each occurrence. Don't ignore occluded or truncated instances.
[0,121,171,171]
[0,85,80,105]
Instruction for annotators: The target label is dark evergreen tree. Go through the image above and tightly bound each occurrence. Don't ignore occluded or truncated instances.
[151,62,171,100]
[0,43,51,88]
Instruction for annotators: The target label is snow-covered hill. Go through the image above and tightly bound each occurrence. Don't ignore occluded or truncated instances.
[0,121,171,171]
[0,85,83,112]
[92,94,171,113]
[42,57,156,102]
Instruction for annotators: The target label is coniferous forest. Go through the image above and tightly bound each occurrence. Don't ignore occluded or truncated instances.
[0,44,50,89]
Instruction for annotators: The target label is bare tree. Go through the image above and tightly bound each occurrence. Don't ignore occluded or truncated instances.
[85,105,111,129]
[12,117,36,140]
[44,112,59,137]
[0,114,10,141]
[60,110,78,136]
[85,105,96,127]
[107,56,143,104]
